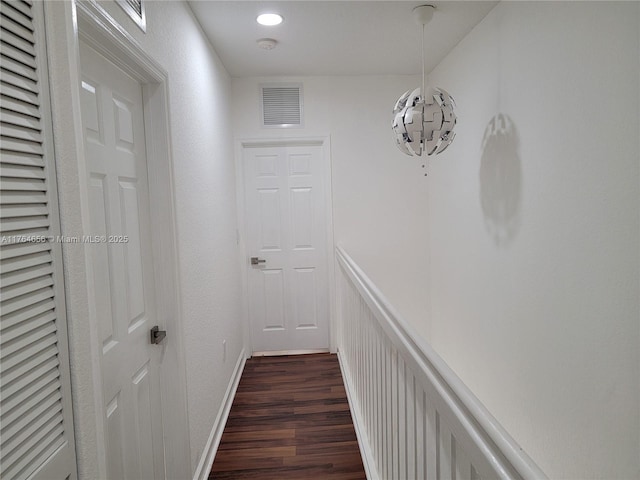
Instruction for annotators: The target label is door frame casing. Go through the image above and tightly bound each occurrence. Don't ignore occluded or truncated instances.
[44,2,191,478]
[235,136,337,356]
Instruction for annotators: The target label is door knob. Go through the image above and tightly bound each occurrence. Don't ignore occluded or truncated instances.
[250,257,266,265]
[150,326,167,344]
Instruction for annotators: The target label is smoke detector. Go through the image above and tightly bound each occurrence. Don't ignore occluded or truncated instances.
[257,38,278,50]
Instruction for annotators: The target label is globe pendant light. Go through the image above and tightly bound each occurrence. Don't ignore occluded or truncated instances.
[392,5,457,157]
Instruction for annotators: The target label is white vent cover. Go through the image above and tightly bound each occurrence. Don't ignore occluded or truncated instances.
[117,0,146,31]
[261,84,303,127]
[125,0,143,16]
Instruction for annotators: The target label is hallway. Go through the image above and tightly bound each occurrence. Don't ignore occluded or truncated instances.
[1,1,637,478]
[209,354,365,479]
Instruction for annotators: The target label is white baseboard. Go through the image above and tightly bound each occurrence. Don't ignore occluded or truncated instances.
[337,350,379,480]
[193,348,247,480]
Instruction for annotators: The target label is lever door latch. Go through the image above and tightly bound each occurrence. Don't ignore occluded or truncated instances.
[150,326,166,345]
[250,257,266,265]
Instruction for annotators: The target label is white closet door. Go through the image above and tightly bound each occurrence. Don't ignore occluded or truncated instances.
[244,144,330,353]
[0,1,77,479]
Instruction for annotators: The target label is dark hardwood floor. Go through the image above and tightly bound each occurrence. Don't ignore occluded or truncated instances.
[209,353,366,479]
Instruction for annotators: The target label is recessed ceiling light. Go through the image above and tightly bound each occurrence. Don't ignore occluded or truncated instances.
[257,13,283,26]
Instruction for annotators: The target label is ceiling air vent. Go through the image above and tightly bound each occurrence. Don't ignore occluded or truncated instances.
[261,84,303,128]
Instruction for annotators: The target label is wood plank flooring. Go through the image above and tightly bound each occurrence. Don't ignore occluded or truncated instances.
[209,353,366,479]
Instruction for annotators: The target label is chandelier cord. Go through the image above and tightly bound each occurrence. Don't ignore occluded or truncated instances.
[421,22,425,97]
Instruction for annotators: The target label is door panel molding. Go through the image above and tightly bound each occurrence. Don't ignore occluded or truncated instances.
[43,2,190,478]
[235,136,336,355]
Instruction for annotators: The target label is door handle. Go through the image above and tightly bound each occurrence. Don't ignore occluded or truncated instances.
[150,326,167,344]
[250,257,266,265]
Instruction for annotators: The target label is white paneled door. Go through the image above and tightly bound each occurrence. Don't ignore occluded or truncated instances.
[244,144,330,353]
[79,43,165,479]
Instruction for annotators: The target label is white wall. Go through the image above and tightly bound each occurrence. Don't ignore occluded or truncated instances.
[232,75,432,328]
[233,2,639,478]
[425,2,639,478]
[46,1,243,476]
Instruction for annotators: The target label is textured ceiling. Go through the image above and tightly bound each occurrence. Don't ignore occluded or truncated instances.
[188,1,498,77]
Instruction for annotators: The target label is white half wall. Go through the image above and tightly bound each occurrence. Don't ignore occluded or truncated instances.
[47,1,244,476]
[425,2,639,479]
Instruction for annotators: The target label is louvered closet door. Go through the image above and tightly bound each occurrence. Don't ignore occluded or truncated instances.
[1,1,77,479]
